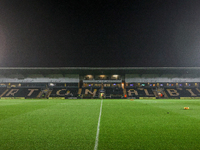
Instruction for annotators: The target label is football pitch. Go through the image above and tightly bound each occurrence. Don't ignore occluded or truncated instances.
[0,99,200,150]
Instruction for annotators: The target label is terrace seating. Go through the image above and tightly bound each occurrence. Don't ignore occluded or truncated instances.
[26,74,44,78]
[50,87,79,98]
[7,74,24,79]
[164,87,200,98]
[126,87,155,98]
[81,87,100,98]
[1,86,200,99]
[0,87,42,98]
[0,87,79,99]
[160,74,179,78]
[137,88,154,97]
[141,74,160,78]
[104,87,123,98]
[0,87,8,96]
[46,74,64,78]
[181,74,198,78]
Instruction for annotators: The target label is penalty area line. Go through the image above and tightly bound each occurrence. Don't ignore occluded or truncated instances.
[94,100,103,150]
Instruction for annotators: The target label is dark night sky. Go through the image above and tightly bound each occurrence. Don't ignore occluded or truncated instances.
[0,0,200,67]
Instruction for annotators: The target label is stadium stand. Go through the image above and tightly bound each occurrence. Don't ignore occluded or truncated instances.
[164,87,200,98]
[0,75,5,78]
[81,87,100,98]
[180,74,198,78]
[0,87,42,98]
[7,74,24,79]
[1,67,200,99]
[50,87,79,98]
[141,74,160,78]
[26,74,44,78]
[104,87,123,98]
[46,74,64,78]
[126,87,155,98]
[160,74,179,78]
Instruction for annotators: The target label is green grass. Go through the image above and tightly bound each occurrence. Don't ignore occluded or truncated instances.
[0,99,200,150]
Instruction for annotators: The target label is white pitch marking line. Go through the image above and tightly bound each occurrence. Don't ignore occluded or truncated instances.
[94,100,103,150]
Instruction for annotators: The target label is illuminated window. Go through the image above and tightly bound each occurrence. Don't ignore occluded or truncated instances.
[94,84,101,87]
[111,75,119,79]
[99,75,106,80]
[85,75,94,80]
